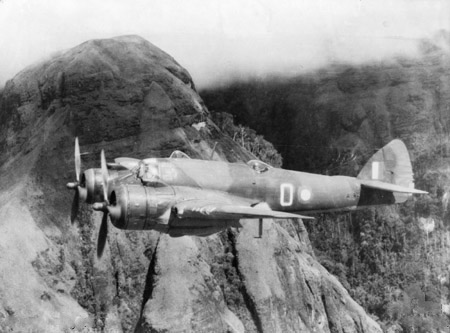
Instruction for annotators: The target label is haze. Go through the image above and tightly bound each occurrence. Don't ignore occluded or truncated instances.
[0,0,449,89]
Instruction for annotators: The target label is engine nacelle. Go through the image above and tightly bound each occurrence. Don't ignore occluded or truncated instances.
[82,168,119,204]
[108,184,175,230]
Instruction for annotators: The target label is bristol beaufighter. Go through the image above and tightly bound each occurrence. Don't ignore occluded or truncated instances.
[67,138,426,257]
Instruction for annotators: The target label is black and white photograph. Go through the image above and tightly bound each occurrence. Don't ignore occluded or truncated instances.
[0,0,449,332]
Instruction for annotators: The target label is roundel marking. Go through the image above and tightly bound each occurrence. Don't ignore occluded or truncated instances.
[300,189,311,201]
[297,186,313,202]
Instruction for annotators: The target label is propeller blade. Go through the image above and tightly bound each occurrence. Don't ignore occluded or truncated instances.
[75,137,81,183]
[70,189,80,224]
[97,212,108,258]
[100,149,109,203]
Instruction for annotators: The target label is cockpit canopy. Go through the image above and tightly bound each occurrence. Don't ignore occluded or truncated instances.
[169,150,191,159]
[138,158,180,186]
[247,160,272,173]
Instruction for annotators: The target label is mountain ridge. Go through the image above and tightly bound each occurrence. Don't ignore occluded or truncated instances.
[0,35,381,332]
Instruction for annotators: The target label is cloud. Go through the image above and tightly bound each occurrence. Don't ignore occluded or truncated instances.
[0,0,449,89]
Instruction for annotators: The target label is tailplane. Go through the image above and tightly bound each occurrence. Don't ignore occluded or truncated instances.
[357,139,426,203]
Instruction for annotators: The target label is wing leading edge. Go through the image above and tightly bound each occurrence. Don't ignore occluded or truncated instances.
[174,200,315,220]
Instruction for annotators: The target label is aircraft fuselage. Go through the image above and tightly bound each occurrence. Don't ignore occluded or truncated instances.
[137,158,363,214]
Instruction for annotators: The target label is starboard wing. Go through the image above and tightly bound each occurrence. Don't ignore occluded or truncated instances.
[174,200,314,220]
[113,157,141,170]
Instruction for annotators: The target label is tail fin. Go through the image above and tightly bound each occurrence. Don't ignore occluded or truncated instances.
[357,139,422,203]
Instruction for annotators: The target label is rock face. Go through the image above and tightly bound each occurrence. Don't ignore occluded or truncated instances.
[0,35,381,332]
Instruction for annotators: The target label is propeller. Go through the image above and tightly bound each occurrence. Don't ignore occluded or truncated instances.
[101,150,109,204]
[92,149,122,258]
[96,149,110,258]
[75,137,81,183]
[67,137,86,224]
[97,208,108,258]
[70,188,80,224]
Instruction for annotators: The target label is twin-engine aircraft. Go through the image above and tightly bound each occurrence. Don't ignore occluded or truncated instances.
[67,138,426,257]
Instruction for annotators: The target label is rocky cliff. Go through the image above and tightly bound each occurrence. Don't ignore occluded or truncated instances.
[0,35,381,332]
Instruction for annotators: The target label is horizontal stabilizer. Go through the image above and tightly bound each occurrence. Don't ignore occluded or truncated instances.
[360,179,428,194]
[175,200,314,220]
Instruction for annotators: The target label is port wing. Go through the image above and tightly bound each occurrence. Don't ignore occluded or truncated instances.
[174,200,314,220]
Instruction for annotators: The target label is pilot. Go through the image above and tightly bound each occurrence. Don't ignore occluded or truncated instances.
[251,161,269,173]
[138,161,159,183]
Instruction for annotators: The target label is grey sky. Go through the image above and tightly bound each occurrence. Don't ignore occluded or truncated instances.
[0,0,449,89]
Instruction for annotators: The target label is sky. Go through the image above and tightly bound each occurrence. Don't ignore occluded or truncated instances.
[0,0,449,89]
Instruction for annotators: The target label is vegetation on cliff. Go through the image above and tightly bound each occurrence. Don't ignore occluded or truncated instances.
[201,32,450,332]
